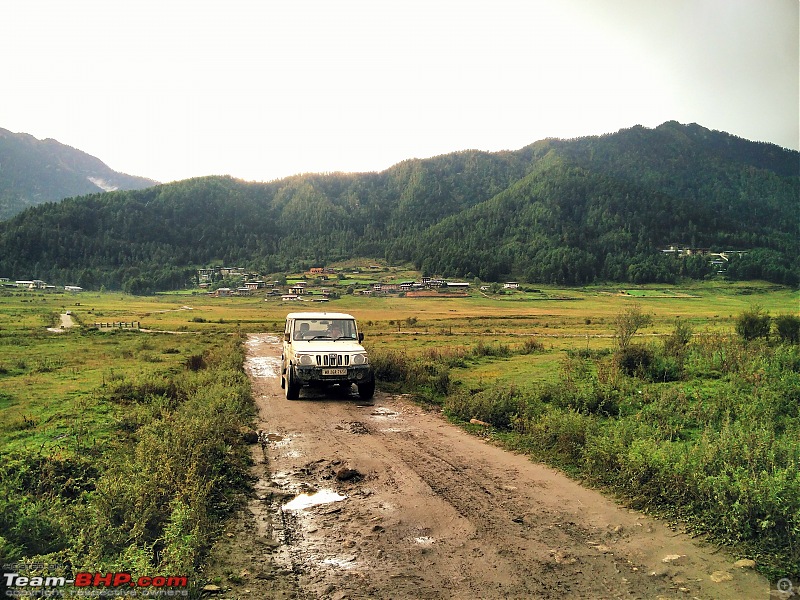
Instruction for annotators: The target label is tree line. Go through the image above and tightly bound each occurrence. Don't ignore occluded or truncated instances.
[0,122,796,292]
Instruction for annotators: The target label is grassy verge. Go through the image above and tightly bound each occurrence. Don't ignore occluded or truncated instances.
[372,328,800,581]
[0,323,255,589]
[481,340,797,580]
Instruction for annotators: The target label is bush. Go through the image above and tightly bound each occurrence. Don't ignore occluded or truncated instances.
[735,305,771,341]
[774,314,800,344]
[472,340,512,358]
[370,349,451,401]
[515,408,595,466]
[445,385,529,429]
[614,345,654,377]
[663,318,693,357]
[520,337,545,354]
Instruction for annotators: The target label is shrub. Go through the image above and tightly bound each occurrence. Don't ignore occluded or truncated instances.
[774,313,800,344]
[445,385,528,429]
[735,305,771,341]
[663,318,693,357]
[472,340,512,358]
[517,408,594,466]
[370,349,413,383]
[520,337,544,354]
[370,349,451,401]
[614,345,654,377]
[646,353,684,383]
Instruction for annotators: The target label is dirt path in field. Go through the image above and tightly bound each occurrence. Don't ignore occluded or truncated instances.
[47,313,76,332]
[203,333,770,599]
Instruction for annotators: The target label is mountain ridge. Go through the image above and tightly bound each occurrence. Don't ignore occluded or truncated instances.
[0,121,796,292]
[0,127,158,220]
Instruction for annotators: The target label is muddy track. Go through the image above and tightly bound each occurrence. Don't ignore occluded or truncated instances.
[204,334,769,599]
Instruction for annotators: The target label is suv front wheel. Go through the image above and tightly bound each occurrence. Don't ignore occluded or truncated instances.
[357,379,375,401]
[285,366,300,400]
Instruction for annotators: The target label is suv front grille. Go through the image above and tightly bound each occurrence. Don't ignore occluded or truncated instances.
[316,353,350,367]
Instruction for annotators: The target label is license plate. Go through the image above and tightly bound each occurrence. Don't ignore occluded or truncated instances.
[322,368,347,376]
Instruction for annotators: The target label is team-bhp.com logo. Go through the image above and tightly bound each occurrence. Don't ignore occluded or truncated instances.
[3,571,188,597]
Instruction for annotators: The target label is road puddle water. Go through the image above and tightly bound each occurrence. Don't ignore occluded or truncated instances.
[369,404,412,433]
[414,536,436,546]
[320,556,358,569]
[370,407,398,418]
[244,334,282,378]
[283,490,348,512]
[246,355,281,378]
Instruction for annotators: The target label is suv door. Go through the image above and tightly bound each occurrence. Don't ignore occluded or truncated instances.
[281,317,292,388]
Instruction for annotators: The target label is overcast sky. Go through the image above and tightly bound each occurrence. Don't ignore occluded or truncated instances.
[2,0,797,183]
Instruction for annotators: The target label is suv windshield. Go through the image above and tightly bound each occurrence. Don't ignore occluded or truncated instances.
[293,318,356,341]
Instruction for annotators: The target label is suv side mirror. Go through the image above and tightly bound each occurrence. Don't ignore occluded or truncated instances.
[358,332,364,342]
[284,332,291,342]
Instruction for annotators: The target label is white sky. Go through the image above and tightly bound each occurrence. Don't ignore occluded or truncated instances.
[2,0,797,183]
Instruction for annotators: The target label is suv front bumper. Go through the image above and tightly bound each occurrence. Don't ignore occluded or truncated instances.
[292,364,374,386]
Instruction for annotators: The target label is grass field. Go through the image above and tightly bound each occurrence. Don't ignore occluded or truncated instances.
[0,279,797,583]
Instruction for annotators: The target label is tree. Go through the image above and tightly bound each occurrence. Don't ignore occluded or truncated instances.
[613,304,652,350]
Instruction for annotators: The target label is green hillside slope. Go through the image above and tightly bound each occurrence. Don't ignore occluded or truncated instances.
[0,122,796,292]
[0,128,157,220]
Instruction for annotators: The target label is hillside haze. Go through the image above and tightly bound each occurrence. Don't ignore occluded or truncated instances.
[0,128,158,220]
[0,121,797,293]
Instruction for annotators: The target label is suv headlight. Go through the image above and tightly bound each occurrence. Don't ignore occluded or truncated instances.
[296,354,315,366]
[352,353,368,365]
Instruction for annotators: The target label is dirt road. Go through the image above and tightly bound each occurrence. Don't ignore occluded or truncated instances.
[204,334,769,599]
[47,313,76,332]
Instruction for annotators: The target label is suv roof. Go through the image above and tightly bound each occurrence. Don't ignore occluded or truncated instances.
[286,312,356,320]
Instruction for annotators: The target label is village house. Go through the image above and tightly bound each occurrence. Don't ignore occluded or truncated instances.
[15,280,48,289]
[197,268,216,282]
[219,267,245,277]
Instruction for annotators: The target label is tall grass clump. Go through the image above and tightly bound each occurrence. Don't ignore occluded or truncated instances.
[370,348,451,401]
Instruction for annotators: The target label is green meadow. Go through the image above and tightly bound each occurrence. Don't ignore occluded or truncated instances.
[0,279,797,584]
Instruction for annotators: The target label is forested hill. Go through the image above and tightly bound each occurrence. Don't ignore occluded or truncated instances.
[0,128,158,220]
[0,121,797,293]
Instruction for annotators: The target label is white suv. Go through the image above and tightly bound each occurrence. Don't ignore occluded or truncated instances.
[281,312,375,400]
